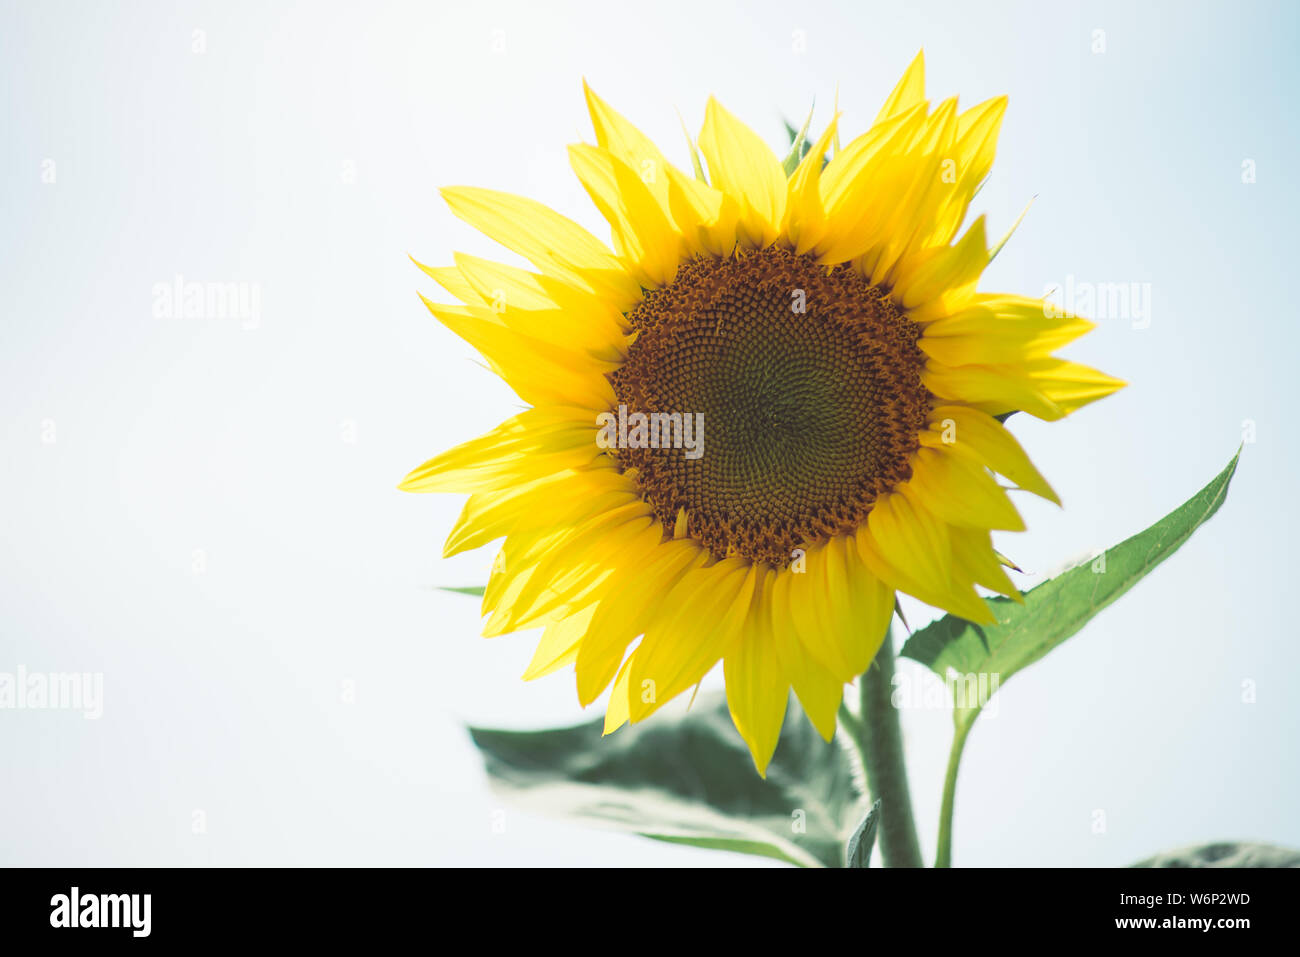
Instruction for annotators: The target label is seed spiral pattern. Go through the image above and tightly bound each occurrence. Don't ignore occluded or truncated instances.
[610,245,930,567]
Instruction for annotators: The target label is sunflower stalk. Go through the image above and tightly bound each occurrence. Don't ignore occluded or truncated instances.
[846,631,923,868]
[934,712,975,869]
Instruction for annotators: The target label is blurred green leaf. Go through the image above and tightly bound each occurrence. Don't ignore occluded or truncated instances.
[470,693,861,867]
[1133,842,1300,868]
[845,800,881,868]
[439,586,485,597]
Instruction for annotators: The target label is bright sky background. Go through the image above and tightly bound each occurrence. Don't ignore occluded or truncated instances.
[2,0,1297,866]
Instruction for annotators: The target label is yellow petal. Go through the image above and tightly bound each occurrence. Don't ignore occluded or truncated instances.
[905,446,1026,532]
[602,651,635,735]
[490,502,668,634]
[948,526,1020,600]
[522,604,596,680]
[1025,358,1127,416]
[922,360,1065,421]
[568,143,682,287]
[895,215,989,314]
[782,541,844,677]
[768,569,844,741]
[867,489,951,586]
[920,295,1095,364]
[452,252,627,351]
[417,295,616,409]
[628,558,757,722]
[724,571,790,776]
[871,98,960,284]
[412,256,479,304]
[665,164,740,257]
[441,186,640,305]
[922,405,1060,504]
[698,97,787,248]
[813,103,928,262]
[832,536,896,675]
[924,95,1007,249]
[582,81,675,216]
[485,504,656,635]
[875,50,926,125]
[782,114,839,251]
[574,538,708,706]
[858,495,995,624]
[445,470,578,557]
[399,406,601,493]
[784,537,890,681]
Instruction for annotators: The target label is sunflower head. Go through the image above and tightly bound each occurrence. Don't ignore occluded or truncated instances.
[402,53,1124,774]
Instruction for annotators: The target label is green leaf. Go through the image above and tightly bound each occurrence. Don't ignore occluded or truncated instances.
[1132,842,1300,868]
[987,195,1034,266]
[781,104,815,178]
[679,112,707,183]
[845,800,881,868]
[469,693,862,867]
[439,586,485,597]
[901,449,1240,725]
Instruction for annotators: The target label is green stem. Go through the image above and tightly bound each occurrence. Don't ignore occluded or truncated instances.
[851,635,923,868]
[934,715,974,869]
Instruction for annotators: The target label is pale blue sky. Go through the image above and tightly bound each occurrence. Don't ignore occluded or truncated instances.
[2,0,1296,865]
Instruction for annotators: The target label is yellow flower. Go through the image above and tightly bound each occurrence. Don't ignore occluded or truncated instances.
[401,53,1124,775]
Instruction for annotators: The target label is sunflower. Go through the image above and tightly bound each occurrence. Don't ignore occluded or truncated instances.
[402,53,1124,775]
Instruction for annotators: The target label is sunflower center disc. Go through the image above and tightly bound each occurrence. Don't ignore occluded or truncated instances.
[611,245,929,568]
